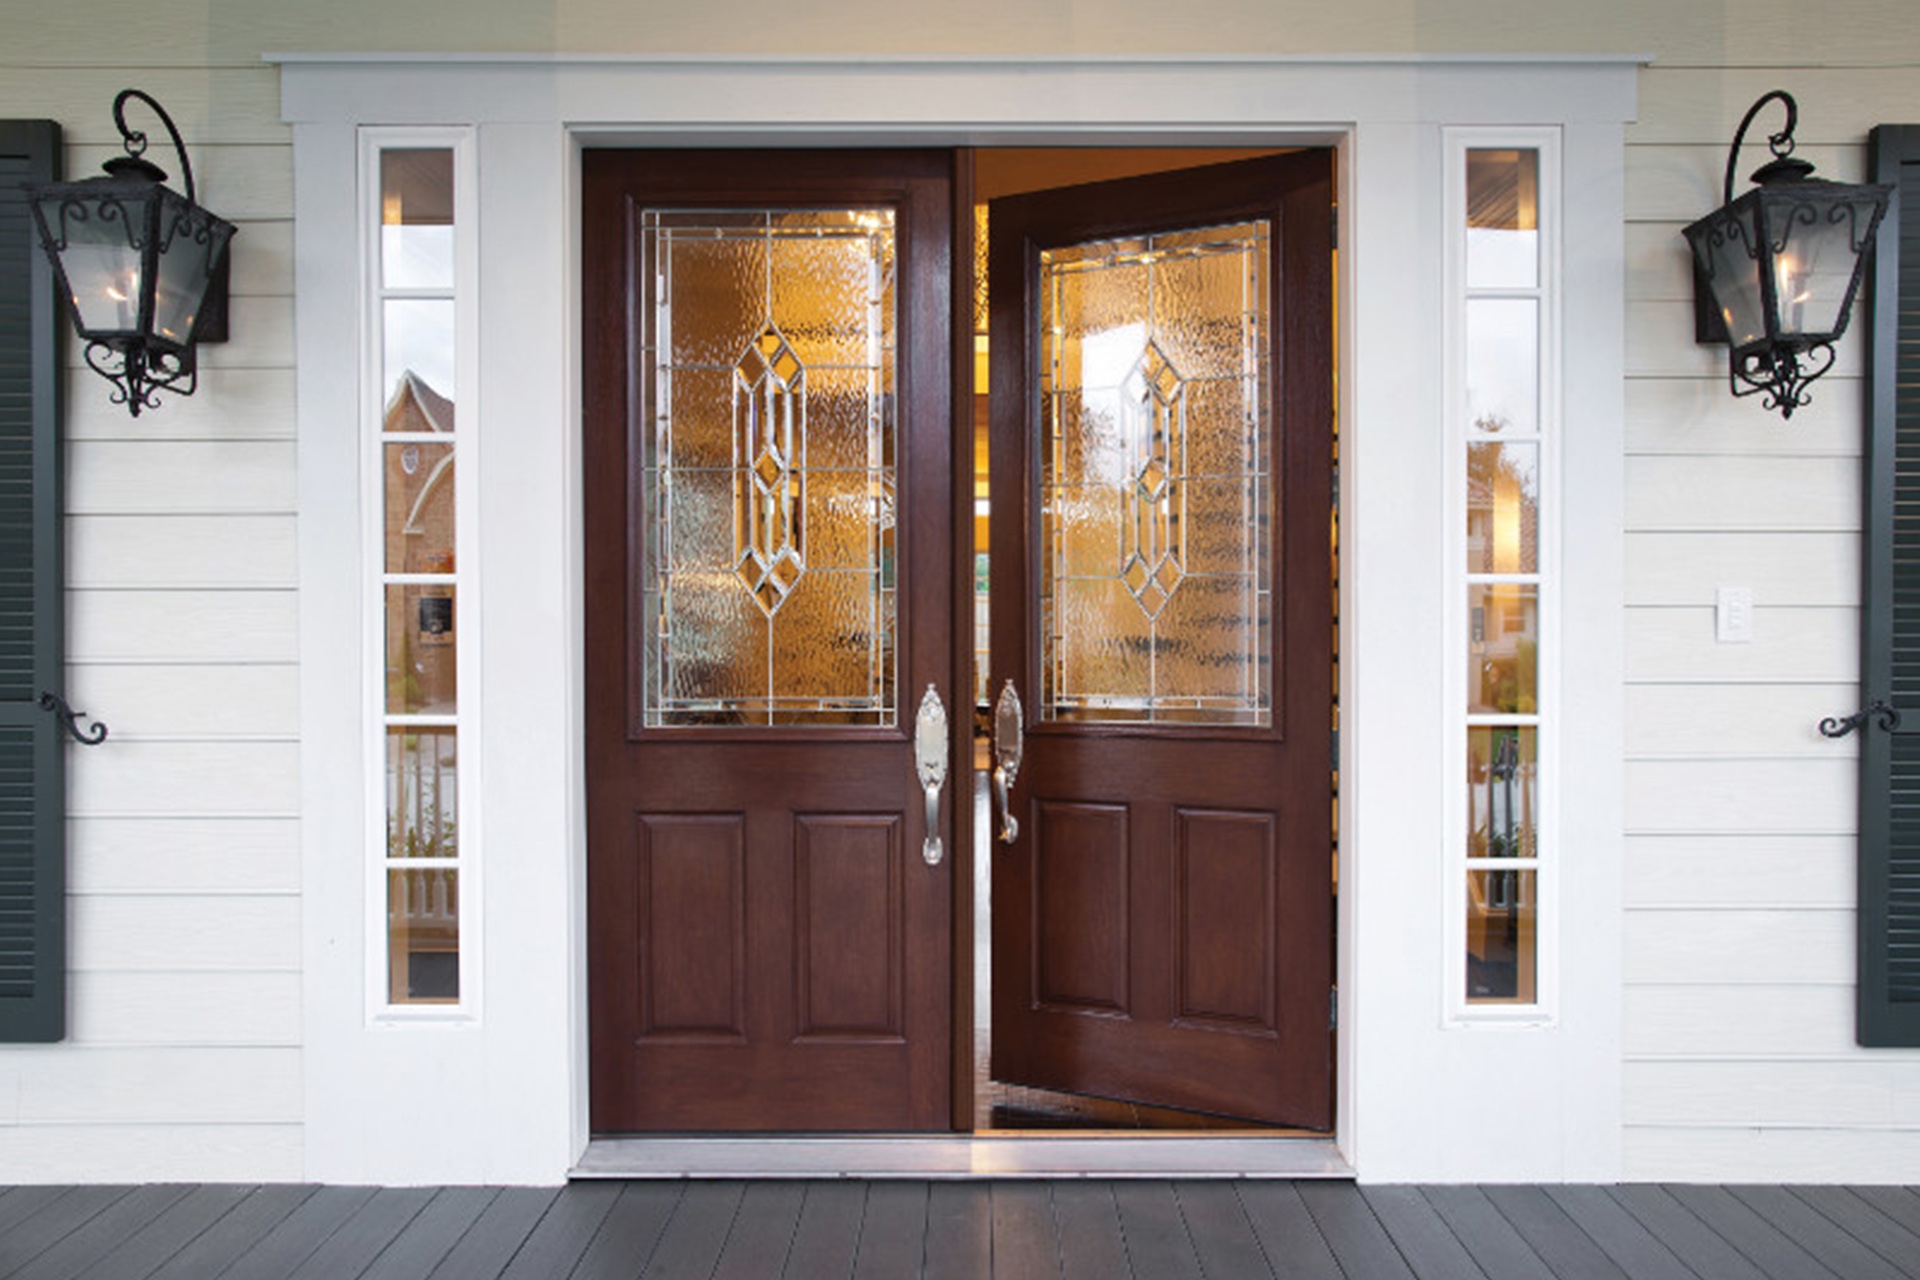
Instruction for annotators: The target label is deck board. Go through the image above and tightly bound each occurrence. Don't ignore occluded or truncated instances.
[0,1178,1916,1279]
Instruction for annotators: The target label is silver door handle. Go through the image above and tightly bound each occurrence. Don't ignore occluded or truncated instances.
[991,680,1023,844]
[914,683,950,865]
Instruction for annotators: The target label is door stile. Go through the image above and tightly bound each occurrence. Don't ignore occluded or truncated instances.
[950,147,979,1132]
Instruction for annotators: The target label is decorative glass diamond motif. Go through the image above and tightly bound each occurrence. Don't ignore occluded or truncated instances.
[1118,342,1187,619]
[734,324,807,616]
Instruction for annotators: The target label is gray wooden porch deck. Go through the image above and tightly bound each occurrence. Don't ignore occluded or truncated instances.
[3,1181,1920,1279]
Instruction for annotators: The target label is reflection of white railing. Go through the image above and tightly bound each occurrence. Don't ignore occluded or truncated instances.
[392,866,459,946]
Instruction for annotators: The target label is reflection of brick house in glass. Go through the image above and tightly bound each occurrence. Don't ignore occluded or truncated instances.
[383,371,457,716]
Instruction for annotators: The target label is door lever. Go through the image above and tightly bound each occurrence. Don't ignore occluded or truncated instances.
[914,684,950,865]
[992,680,1024,844]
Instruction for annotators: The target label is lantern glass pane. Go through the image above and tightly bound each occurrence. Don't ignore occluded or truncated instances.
[381,150,455,290]
[150,204,226,348]
[55,200,146,336]
[1766,197,1862,340]
[1693,205,1768,350]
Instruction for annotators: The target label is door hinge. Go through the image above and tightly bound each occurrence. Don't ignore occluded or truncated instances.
[1329,987,1338,1030]
[1330,206,1339,250]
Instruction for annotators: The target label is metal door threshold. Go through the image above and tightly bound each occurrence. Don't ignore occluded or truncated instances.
[574,1135,1351,1180]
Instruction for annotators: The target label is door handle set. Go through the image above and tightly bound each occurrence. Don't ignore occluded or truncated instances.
[914,684,949,865]
[991,680,1023,845]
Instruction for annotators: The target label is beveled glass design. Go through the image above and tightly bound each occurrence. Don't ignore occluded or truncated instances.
[387,727,458,860]
[1466,868,1536,1002]
[1039,221,1271,725]
[1467,726,1536,860]
[1467,582,1537,715]
[388,867,459,1003]
[1466,442,1537,575]
[642,209,897,726]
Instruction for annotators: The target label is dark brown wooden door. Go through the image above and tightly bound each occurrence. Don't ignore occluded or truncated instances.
[584,151,955,1132]
[988,153,1335,1129]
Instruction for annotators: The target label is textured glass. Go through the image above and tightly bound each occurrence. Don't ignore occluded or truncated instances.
[388,868,459,1003]
[1466,868,1536,1003]
[387,727,457,859]
[1466,149,1539,289]
[385,584,457,715]
[1040,221,1270,725]
[1465,442,1538,575]
[1468,582,1538,715]
[1466,298,1538,435]
[1467,727,1537,860]
[380,149,454,289]
[643,209,896,726]
[383,298,455,415]
[383,443,455,575]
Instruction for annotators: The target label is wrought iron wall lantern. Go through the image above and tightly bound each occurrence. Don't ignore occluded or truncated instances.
[26,88,235,417]
[1684,90,1892,419]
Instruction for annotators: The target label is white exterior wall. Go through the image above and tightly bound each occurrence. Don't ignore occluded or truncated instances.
[0,0,1916,1185]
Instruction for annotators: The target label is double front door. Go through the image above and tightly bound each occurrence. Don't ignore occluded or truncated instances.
[584,149,1333,1133]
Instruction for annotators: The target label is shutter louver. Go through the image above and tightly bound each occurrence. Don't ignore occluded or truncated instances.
[1862,125,1920,1045]
[0,121,64,1043]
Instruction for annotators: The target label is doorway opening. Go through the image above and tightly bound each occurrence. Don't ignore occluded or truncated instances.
[966,149,1338,1135]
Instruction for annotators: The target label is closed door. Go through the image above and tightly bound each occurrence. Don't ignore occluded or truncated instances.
[987,153,1336,1129]
[583,151,956,1132]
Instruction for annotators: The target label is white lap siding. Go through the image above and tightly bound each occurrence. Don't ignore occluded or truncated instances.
[0,53,301,1180]
[1622,62,1920,1180]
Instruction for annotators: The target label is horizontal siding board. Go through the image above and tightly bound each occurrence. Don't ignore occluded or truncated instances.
[1626,759,1856,833]
[67,971,302,1045]
[65,369,295,442]
[1624,1125,1920,1183]
[66,442,296,515]
[1626,908,1857,985]
[3,68,289,146]
[1625,455,1858,532]
[0,1046,301,1123]
[68,816,300,895]
[1626,607,1859,683]
[1625,833,1857,908]
[1626,376,1861,456]
[69,894,301,972]
[1624,684,1863,757]
[1632,68,1920,146]
[1625,1059,1920,1127]
[1626,533,1858,607]
[1624,983,1887,1059]
[1625,221,1691,304]
[69,741,299,816]
[69,516,297,589]
[0,1123,301,1183]
[69,591,297,663]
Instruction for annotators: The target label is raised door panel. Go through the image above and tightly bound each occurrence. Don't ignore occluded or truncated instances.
[635,814,746,1041]
[794,814,903,1041]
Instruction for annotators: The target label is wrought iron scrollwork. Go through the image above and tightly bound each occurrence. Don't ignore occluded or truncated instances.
[1818,699,1901,739]
[39,691,109,745]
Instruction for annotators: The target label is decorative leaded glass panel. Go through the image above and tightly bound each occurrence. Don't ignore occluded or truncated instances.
[1039,221,1271,725]
[641,209,897,726]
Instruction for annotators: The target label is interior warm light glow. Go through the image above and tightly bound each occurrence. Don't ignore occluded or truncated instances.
[382,191,404,225]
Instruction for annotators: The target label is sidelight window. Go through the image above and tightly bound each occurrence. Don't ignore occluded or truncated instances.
[363,133,477,1012]
[1449,135,1557,1017]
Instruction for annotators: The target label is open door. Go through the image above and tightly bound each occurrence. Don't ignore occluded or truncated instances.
[987,153,1335,1129]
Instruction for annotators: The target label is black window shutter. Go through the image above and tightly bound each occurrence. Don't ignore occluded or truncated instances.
[0,120,65,1042]
[1863,125,1920,1046]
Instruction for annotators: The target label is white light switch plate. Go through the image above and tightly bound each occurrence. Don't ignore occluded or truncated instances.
[1716,586,1753,644]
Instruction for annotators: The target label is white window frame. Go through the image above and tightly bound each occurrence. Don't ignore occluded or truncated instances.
[359,126,483,1022]
[1443,126,1563,1025]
